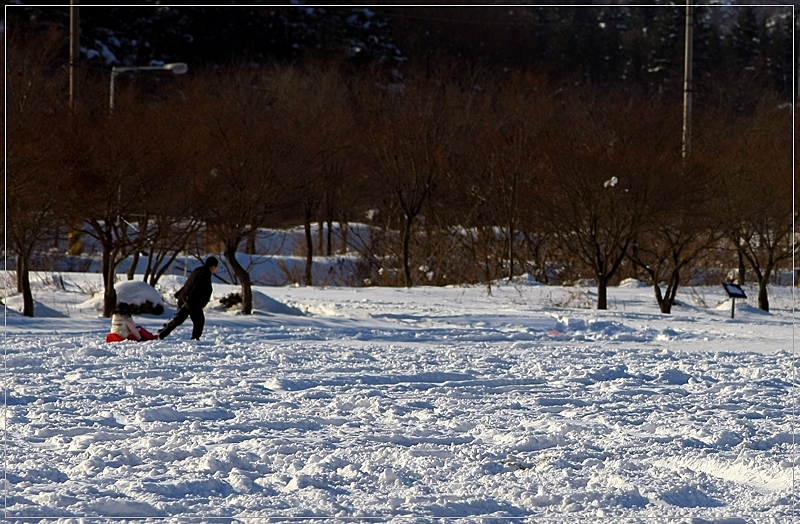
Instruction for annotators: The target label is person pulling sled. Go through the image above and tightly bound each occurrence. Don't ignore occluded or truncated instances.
[158,256,219,341]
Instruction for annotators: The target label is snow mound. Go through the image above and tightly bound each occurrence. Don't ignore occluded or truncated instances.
[252,290,304,316]
[4,296,68,318]
[515,273,543,286]
[553,316,656,342]
[714,300,770,315]
[657,368,693,385]
[619,278,649,288]
[78,280,164,315]
[116,280,164,308]
[736,303,771,315]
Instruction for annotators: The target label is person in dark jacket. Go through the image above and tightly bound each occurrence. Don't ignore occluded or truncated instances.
[158,256,219,340]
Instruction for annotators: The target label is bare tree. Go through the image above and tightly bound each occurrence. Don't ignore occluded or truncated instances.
[137,104,203,287]
[466,75,548,282]
[364,70,468,287]
[284,63,355,286]
[5,27,70,316]
[541,91,670,310]
[61,99,166,317]
[191,67,294,314]
[627,160,724,314]
[712,97,794,311]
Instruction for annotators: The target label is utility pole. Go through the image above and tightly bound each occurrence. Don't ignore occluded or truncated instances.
[68,0,84,256]
[69,0,79,111]
[682,0,693,162]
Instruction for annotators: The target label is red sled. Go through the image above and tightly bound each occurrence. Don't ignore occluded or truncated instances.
[106,326,157,343]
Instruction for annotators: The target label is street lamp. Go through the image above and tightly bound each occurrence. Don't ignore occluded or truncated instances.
[109,62,188,110]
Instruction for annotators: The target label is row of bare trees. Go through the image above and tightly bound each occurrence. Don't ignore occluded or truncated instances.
[4,30,796,317]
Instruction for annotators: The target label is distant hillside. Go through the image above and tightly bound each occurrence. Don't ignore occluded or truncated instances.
[6,3,794,94]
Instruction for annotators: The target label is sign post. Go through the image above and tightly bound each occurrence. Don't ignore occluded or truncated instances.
[722,283,747,319]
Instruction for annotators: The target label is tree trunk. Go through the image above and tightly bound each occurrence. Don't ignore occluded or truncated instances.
[304,215,314,287]
[663,277,678,314]
[597,275,608,310]
[482,229,493,297]
[657,270,681,314]
[127,251,139,280]
[667,270,681,306]
[507,222,515,282]
[225,244,253,314]
[593,236,632,311]
[127,214,148,280]
[757,276,770,312]
[327,217,333,256]
[101,239,118,318]
[16,255,23,293]
[340,220,348,255]
[402,217,413,288]
[634,262,667,313]
[144,250,155,284]
[737,249,746,285]
[245,229,257,255]
[103,260,117,318]
[20,254,34,317]
[101,240,111,290]
[153,247,186,287]
[652,282,668,314]
[318,218,324,256]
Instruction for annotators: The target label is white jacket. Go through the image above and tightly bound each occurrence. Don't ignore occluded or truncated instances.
[110,313,141,340]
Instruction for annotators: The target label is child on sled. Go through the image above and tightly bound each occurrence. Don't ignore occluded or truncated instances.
[106,302,157,342]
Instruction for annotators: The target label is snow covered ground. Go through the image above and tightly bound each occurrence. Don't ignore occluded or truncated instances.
[2,270,798,522]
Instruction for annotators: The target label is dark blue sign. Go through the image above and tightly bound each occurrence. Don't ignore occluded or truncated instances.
[722,283,747,299]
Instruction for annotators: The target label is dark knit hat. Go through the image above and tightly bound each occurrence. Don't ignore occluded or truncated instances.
[205,256,219,268]
[115,302,131,315]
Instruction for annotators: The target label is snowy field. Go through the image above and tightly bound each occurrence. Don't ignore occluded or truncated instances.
[2,270,798,523]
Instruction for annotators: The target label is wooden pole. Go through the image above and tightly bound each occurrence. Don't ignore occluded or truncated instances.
[69,1,79,110]
[68,1,83,255]
[682,1,693,162]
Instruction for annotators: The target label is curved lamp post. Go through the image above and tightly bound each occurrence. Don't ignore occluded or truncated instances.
[109,62,188,110]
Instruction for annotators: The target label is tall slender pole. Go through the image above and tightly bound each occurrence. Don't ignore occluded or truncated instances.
[69,1,79,111]
[682,1,694,162]
[109,69,118,111]
[68,1,82,257]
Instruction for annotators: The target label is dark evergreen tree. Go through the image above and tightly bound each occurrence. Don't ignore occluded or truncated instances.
[764,13,794,97]
[692,6,726,103]
[5,5,402,70]
[728,6,761,70]
[642,5,685,97]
